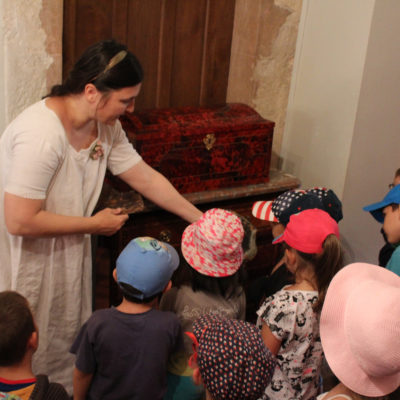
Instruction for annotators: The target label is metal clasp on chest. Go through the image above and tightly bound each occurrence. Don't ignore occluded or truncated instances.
[203,133,216,151]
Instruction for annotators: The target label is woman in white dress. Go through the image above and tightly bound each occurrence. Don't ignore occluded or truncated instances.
[0,39,202,394]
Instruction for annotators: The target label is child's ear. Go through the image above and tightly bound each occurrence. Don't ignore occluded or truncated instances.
[27,330,39,353]
[112,268,117,282]
[192,366,203,386]
[163,280,172,293]
[285,248,297,268]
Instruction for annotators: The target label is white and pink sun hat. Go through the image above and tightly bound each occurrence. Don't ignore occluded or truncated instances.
[181,208,244,277]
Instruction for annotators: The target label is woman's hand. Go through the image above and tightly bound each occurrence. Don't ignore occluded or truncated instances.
[91,208,129,236]
[4,192,128,237]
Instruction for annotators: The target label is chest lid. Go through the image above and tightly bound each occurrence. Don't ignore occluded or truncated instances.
[120,103,274,193]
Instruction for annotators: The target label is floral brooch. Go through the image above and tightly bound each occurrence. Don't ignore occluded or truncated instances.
[89,140,104,160]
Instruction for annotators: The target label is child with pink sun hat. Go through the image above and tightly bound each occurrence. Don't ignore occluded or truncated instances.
[160,208,246,400]
[319,262,400,399]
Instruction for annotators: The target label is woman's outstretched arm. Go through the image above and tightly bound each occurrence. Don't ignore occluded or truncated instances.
[118,160,203,223]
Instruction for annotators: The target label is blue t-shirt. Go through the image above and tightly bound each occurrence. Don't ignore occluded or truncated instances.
[386,245,400,276]
[70,307,182,400]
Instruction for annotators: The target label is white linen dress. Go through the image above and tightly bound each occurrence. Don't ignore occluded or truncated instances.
[0,99,141,393]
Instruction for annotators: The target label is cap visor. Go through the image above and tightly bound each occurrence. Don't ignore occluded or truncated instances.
[272,233,284,245]
[363,202,387,223]
[252,201,278,222]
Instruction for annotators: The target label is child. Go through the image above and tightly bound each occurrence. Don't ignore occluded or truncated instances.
[319,262,400,400]
[159,208,246,400]
[187,314,276,400]
[363,184,400,276]
[70,237,182,400]
[0,291,69,400]
[249,187,343,310]
[257,208,344,400]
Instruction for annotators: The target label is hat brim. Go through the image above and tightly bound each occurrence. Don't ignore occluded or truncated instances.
[252,201,278,222]
[363,202,389,223]
[181,223,243,277]
[272,233,284,245]
[320,263,400,396]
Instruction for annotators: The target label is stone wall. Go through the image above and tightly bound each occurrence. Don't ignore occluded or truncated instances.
[0,0,62,129]
[227,0,302,168]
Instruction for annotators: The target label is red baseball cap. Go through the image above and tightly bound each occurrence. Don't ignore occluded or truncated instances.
[273,208,339,253]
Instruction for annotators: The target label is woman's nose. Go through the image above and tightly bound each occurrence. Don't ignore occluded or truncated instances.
[126,99,135,113]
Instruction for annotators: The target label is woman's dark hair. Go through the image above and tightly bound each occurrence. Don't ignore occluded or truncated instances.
[173,258,245,299]
[46,39,143,97]
[291,234,344,313]
[0,291,35,366]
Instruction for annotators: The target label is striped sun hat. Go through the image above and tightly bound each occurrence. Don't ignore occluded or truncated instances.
[181,208,244,277]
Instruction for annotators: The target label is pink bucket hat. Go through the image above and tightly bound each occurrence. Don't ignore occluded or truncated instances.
[273,208,339,254]
[181,208,244,277]
[320,263,400,396]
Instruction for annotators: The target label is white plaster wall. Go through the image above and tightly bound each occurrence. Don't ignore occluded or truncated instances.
[227,0,302,168]
[282,0,400,264]
[0,0,53,132]
[340,0,400,264]
[0,2,5,132]
[281,0,375,197]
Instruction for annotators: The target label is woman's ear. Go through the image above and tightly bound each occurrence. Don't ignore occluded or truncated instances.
[112,268,118,282]
[84,83,101,104]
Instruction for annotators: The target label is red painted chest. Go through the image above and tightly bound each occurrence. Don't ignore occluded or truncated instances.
[119,103,274,193]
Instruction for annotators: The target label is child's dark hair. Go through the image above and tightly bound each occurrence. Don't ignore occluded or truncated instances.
[173,258,245,299]
[118,282,161,304]
[45,39,143,97]
[291,234,344,313]
[0,291,35,366]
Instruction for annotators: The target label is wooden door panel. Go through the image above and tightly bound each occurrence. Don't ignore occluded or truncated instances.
[63,0,236,110]
[169,0,208,107]
[125,0,164,110]
[201,0,236,105]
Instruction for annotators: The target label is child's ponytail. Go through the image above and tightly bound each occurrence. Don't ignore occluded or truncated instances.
[298,234,344,313]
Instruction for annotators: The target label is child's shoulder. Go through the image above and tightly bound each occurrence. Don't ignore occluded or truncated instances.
[260,288,317,312]
[387,245,400,275]
[152,308,181,324]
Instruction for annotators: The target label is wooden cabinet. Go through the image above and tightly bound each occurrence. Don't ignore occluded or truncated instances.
[96,170,299,319]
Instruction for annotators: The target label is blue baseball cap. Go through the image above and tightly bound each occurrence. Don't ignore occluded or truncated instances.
[363,184,400,223]
[116,237,179,299]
